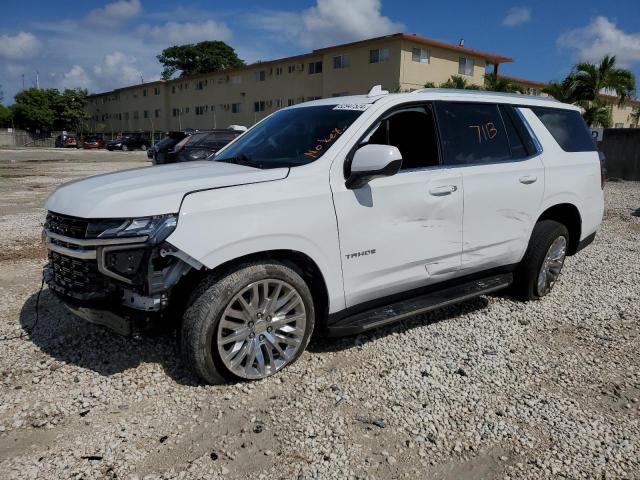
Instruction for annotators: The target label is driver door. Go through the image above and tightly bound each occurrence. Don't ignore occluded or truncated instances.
[330,103,464,308]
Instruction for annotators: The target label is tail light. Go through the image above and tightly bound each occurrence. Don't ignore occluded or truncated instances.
[598,151,606,189]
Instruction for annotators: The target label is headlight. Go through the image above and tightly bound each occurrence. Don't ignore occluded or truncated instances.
[93,214,178,244]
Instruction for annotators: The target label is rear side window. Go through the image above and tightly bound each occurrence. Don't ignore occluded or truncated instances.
[436,102,511,165]
[530,107,596,152]
[499,104,537,158]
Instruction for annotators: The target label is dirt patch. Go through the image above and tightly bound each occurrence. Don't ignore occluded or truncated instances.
[0,242,47,262]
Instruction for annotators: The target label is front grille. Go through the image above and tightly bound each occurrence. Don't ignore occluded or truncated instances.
[46,212,89,239]
[45,212,126,239]
[49,251,111,298]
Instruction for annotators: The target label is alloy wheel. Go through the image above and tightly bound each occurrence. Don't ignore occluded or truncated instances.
[217,279,307,380]
[537,236,567,296]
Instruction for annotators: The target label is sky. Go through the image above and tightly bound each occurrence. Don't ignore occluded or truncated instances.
[1,0,639,104]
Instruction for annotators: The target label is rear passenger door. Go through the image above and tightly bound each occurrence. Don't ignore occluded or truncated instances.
[435,102,544,272]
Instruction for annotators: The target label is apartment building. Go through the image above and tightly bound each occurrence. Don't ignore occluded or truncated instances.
[503,76,640,128]
[86,33,512,134]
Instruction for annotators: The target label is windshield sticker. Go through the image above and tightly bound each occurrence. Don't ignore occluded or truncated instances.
[304,127,345,159]
[333,103,371,111]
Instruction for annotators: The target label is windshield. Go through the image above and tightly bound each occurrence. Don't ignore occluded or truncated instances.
[214,105,366,168]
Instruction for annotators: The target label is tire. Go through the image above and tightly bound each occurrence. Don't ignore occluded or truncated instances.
[181,261,315,384]
[513,220,569,301]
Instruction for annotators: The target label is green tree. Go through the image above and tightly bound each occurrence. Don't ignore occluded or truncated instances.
[0,104,11,127]
[483,73,522,93]
[52,88,91,132]
[157,41,245,79]
[439,75,481,90]
[423,82,436,88]
[542,76,580,103]
[579,100,612,128]
[572,55,636,106]
[11,88,56,132]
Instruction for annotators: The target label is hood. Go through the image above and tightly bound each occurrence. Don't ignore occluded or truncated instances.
[46,161,289,218]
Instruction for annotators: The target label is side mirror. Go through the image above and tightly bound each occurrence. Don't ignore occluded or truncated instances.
[346,144,403,189]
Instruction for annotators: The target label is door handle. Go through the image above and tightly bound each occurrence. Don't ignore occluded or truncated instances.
[519,175,537,185]
[429,185,457,196]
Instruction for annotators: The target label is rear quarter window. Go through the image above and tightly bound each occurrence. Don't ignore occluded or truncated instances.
[530,107,597,152]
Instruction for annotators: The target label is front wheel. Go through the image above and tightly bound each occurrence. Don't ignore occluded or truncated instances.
[513,220,569,300]
[181,261,315,384]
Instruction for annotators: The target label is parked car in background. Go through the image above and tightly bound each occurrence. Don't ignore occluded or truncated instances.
[106,134,150,151]
[165,129,242,164]
[55,134,79,148]
[82,136,105,150]
[150,132,188,164]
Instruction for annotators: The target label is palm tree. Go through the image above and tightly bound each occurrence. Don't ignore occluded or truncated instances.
[579,100,612,128]
[439,75,481,90]
[572,55,636,106]
[542,76,580,103]
[483,73,522,93]
[629,107,640,127]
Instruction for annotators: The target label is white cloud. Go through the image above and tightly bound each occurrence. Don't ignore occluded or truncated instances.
[61,65,93,90]
[248,0,404,49]
[137,20,232,44]
[502,7,531,27]
[0,32,40,59]
[93,51,145,87]
[558,16,640,67]
[86,0,142,28]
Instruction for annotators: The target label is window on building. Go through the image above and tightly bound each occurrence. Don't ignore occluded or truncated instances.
[333,54,350,69]
[287,65,295,74]
[458,57,474,76]
[154,109,160,118]
[171,85,176,94]
[142,89,148,97]
[172,108,180,117]
[195,105,208,115]
[133,111,139,120]
[412,48,429,64]
[287,99,295,106]
[231,75,242,84]
[331,92,349,97]
[185,107,190,114]
[143,110,149,119]
[275,99,282,108]
[196,80,205,90]
[124,112,129,120]
[308,61,323,74]
[154,87,160,95]
[436,102,512,165]
[254,101,266,112]
[369,48,390,63]
[614,122,624,128]
[255,70,266,81]
[275,67,283,75]
[530,107,597,152]
[231,103,241,114]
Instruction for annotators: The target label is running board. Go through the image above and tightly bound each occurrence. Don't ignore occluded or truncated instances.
[327,273,512,337]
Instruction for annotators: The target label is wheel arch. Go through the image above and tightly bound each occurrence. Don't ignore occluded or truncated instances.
[201,249,330,330]
[536,203,582,255]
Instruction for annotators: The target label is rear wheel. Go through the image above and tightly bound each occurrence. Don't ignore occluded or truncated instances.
[181,261,315,384]
[513,220,569,300]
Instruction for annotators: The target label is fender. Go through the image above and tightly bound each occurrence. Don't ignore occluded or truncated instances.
[167,173,346,313]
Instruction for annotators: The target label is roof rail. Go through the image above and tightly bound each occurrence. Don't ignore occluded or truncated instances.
[367,85,389,97]
[410,87,559,102]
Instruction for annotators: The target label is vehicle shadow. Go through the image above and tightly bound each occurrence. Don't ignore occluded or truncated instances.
[21,288,493,383]
[19,289,201,386]
[309,296,490,354]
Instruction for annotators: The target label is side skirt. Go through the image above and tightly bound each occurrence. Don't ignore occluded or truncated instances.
[326,272,513,337]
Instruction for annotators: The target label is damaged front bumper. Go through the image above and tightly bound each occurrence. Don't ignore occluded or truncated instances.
[43,213,201,335]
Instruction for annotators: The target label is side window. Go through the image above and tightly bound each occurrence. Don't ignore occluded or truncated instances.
[530,107,597,152]
[360,104,440,170]
[498,104,537,158]
[436,102,511,165]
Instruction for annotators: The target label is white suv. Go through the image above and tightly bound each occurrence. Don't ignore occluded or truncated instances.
[43,88,604,383]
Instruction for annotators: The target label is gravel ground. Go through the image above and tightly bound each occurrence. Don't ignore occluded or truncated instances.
[0,149,638,479]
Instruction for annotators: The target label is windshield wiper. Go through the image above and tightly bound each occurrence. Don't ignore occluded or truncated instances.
[216,154,261,168]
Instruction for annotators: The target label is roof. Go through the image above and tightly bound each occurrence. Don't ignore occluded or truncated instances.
[88,32,513,97]
[500,75,548,88]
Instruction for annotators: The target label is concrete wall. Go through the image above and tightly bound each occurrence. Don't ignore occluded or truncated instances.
[599,129,640,181]
[0,129,56,147]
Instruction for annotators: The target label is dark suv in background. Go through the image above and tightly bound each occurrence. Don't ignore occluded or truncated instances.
[106,134,150,151]
[164,129,242,164]
[149,131,188,164]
